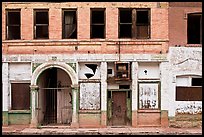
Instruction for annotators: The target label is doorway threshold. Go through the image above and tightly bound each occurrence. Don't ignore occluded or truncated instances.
[41,124,71,129]
[108,126,131,128]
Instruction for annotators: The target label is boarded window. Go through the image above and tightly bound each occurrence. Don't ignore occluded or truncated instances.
[187,13,202,44]
[11,83,30,110]
[176,87,202,101]
[34,10,49,39]
[119,8,150,39]
[62,10,77,39]
[6,10,21,40]
[91,9,105,38]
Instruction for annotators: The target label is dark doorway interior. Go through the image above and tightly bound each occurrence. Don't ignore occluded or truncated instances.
[43,68,57,124]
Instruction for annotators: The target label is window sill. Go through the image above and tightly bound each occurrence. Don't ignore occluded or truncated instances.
[137,109,160,113]
[79,110,101,114]
[8,110,31,114]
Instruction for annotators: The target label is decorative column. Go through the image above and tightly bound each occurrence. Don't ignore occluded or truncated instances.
[71,84,79,128]
[2,63,9,125]
[30,85,39,128]
[131,62,138,127]
[100,62,107,127]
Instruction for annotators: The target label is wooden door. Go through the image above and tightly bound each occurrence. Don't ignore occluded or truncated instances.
[112,91,127,126]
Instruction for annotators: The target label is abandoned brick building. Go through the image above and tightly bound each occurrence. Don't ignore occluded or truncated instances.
[2,2,202,128]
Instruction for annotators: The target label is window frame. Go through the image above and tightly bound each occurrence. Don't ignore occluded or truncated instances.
[118,8,151,39]
[6,9,21,40]
[33,9,49,39]
[90,8,106,39]
[62,9,77,39]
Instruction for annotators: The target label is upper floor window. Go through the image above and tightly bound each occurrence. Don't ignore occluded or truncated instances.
[119,8,150,39]
[62,9,77,39]
[34,9,49,39]
[6,9,21,40]
[187,13,202,44]
[91,8,105,39]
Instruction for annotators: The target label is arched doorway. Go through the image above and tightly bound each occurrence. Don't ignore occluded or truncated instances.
[37,67,72,125]
[30,62,78,127]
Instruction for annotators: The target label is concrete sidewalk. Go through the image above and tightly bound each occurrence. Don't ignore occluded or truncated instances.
[2,125,202,135]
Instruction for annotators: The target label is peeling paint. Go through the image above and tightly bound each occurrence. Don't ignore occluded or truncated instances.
[79,83,100,110]
[176,101,202,114]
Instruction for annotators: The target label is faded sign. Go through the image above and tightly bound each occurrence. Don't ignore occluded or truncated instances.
[79,83,100,110]
[139,83,159,109]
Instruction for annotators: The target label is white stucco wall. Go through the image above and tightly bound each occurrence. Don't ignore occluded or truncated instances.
[167,47,202,116]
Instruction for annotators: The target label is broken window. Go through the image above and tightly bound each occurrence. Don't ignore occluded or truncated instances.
[91,9,105,38]
[62,9,77,39]
[115,62,130,80]
[6,10,21,40]
[176,77,202,101]
[11,83,30,110]
[187,13,202,44]
[34,10,49,39]
[119,8,150,39]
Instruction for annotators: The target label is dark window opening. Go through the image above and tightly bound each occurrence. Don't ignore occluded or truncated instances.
[34,10,49,39]
[187,13,202,44]
[115,63,130,80]
[119,85,130,89]
[11,83,30,110]
[192,78,202,86]
[6,10,21,40]
[119,9,132,38]
[119,8,150,39]
[91,9,105,38]
[62,10,77,39]
[176,87,202,101]
[108,91,111,98]
[127,91,131,98]
[108,69,112,75]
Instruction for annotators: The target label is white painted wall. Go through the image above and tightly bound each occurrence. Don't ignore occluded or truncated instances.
[138,62,160,79]
[2,63,9,111]
[167,47,202,116]
[9,63,31,80]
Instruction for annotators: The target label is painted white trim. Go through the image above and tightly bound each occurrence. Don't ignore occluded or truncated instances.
[31,62,78,86]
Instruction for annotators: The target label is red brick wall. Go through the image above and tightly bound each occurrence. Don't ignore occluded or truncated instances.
[2,2,169,55]
[49,7,62,40]
[168,6,202,46]
[21,8,33,40]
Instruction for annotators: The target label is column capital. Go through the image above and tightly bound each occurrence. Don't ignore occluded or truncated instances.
[71,84,79,90]
[30,85,39,91]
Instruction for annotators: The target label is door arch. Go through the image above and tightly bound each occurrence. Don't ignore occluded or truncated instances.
[30,62,78,127]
